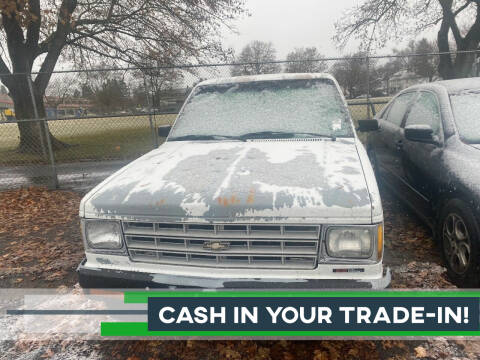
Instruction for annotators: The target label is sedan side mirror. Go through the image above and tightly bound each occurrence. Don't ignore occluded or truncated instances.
[404,125,437,144]
[158,125,172,138]
[357,119,379,132]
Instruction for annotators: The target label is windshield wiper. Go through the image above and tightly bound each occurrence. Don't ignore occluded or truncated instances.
[169,132,339,142]
[238,131,337,141]
[169,134,243,142]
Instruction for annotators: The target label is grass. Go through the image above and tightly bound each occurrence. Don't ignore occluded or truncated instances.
[0,100,390,166]
[0,114,176,166]
[347,97,390,122]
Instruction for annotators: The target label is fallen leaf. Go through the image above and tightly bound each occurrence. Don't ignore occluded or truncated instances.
[414,346,428,358]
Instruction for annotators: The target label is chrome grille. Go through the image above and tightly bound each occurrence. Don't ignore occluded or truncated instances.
[122,222,321,269]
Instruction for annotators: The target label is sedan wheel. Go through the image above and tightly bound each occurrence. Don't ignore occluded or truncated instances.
[438,198,480,287]
[443,213,471,275]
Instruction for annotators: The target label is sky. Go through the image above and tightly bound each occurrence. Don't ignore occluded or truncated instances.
[221,0,362,60]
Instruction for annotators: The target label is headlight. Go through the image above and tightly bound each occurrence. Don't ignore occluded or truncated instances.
[84,220,123,250]
[326,226,374,259]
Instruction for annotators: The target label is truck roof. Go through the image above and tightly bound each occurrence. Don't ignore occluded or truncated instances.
[198,73,336,87]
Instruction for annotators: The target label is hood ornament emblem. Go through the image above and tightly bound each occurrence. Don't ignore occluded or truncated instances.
[203,241,230,251]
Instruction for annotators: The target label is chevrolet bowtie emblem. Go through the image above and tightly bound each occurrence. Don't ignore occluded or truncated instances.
[203,241,230,251]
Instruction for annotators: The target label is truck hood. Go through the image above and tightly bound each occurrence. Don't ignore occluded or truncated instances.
[82,139,374,223]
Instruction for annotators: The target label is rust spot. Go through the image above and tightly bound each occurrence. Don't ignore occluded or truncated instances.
[155,199,166,207]
[217,195,240,207]
[247,189,255,204]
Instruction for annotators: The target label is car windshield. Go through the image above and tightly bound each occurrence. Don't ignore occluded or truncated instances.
[450,90,480,144]
[169,78,353,141]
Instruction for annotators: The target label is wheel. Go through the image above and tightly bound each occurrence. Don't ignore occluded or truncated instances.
[438,199,480,288]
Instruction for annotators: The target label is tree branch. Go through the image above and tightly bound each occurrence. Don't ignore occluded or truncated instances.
[34,0,78,95]
[464,0,480,47]
[107,0,118,18]
[437,15,455,79]
[454,0,472,15]
[2,8,26,72]
[26,0,41,53]
[440,0,464,45]
[0,55,14,90]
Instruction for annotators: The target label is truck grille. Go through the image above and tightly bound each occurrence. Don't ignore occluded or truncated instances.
[122,222,321,269]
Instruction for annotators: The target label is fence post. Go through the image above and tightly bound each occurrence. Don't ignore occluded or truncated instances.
[26,74,48,161]
[366,55,371,120]
[26,73,58,189]
[143,73,158,149]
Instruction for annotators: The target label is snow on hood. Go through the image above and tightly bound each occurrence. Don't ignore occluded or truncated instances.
[81,139,373,223]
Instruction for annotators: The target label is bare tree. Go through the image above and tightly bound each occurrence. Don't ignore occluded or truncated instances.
[412,38,439,81]
[0,0,247,154]
[137,59,185,108]
[44,74,78,116]
[332,52,377,99]
[334,0,480,79]
[392,41,417,73]
[284,47,327,73]
[231,41,281,76]
[93,77,130,113]
[377,38,439,93]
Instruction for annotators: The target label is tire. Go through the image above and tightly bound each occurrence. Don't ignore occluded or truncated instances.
[438,198,480,288]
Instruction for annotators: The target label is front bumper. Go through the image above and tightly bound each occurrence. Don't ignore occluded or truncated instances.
[77,259,391,289]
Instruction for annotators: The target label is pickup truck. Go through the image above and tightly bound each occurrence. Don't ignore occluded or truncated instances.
[77,73,390,289]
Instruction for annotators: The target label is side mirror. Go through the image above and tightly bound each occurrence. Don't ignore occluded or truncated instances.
[158,125,172,138]
[404,125,437,144]
[357,119,379,132]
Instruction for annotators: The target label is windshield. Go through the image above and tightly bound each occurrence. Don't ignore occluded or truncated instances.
[450,90,480,144]
[169,78,353,141]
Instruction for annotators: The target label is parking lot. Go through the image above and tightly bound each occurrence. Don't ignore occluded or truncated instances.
[1,184,476,359]
[0,92,467,359]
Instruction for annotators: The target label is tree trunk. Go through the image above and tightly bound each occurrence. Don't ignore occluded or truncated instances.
[437,19,456,80]
[13,75,67,155]
[437,4,480,80]
[453,50,476,78]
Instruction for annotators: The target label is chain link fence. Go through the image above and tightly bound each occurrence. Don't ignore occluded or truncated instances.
[1,52,478,190]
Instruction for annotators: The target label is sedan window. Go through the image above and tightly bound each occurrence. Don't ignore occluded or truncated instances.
[386,92,417,126]
[450,90,480,144]
[405,92,441,136]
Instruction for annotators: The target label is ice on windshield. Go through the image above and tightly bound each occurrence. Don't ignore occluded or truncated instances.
[170,79,353,139]
[450,91,480,144]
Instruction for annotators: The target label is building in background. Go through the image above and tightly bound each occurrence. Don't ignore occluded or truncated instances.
[44,97,93,119]
[0,94,14,121]
[386,70,430,95]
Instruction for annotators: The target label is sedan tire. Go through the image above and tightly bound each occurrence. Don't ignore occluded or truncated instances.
[438,199,480,288]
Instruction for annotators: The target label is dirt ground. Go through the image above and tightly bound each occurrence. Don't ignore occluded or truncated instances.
[1,186,480,359]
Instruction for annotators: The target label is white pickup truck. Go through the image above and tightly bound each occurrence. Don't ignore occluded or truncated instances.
[77,73,390,289]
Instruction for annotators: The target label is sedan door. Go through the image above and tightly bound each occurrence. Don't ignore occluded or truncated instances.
[372,91,417,193]
[400,90,444,224]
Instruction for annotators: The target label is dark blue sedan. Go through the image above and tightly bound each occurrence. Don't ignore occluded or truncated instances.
[362,78,480,287]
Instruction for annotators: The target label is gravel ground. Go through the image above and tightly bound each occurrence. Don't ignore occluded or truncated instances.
[1,186,480,359]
